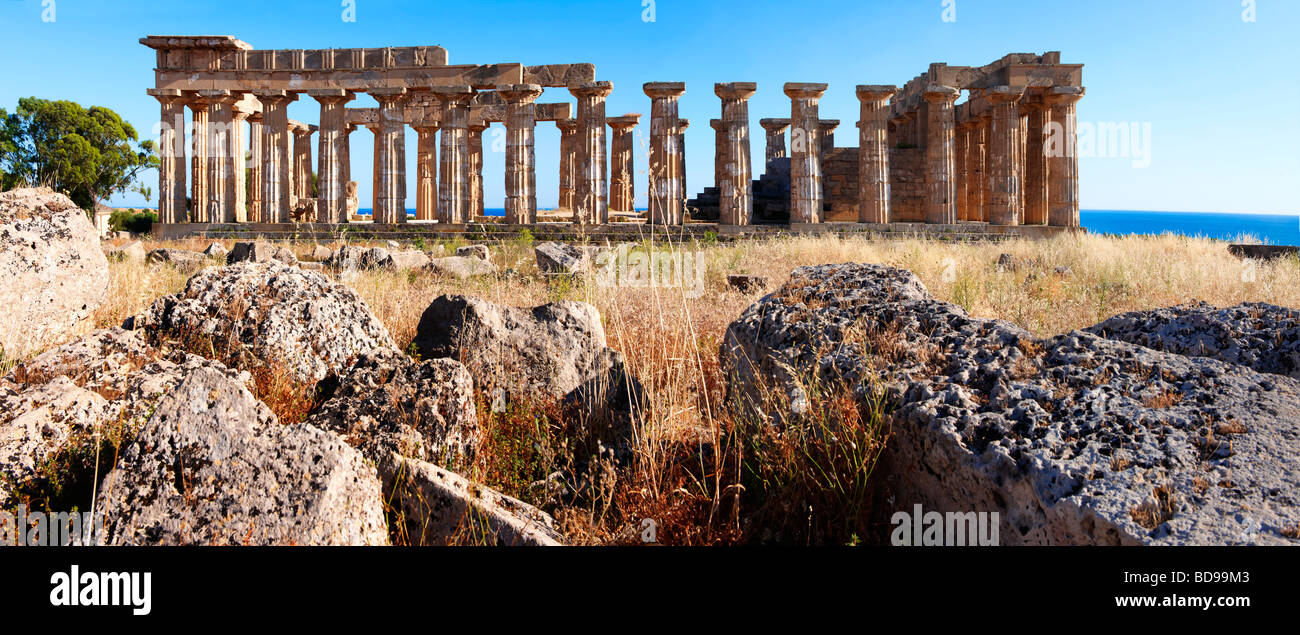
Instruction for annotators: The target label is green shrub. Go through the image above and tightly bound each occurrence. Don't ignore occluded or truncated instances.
[108,209,157,234]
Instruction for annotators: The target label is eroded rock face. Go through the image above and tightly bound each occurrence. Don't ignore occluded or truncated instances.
[383,453,562,546]
[133,262,397,383]
[308,348,479,465]
[95,367,388,546]
[455,244,491,262]
[426,256,497,279]
[412,295,622,403]
[1,328,251,505]
[722,263,1300,545]
[535,241,600,274]
[1086,301,1300,380]
[146,248,206,272]
[0,187,108,359]
[382,250,430,270]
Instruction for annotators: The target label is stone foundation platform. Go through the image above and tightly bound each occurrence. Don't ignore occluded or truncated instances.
[152,220,1079,243]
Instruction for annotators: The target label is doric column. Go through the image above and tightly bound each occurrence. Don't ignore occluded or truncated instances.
[709,119,726,194]
[1046,86,1085,228]
[976,112,991,222]
[818,119,839,156]
[199,90,240,223]
[556,119,578,210]
[716,82,756,226]
[432,86,475,224]
[607,114,640,214]
[370,88,408,224]
[1021,100,1049,225]
[149,89,187,224]
[955,120,972,221]
[246,113,263,222]
[230,105,249,223]
[343,122,356,215]
[184,92,213,222]
[677,118,690,207]
[293,124,317,204]
[923,85,960,224]
[569,81,613,225]
[759,118,790,168]
[311,89,354,223]
[784,82,828,224]
[855,85,896,223]
[644,82,686,225]
[500,83,544,224]
[252,91,296,222]
[365,122,382,214]
[285,121,301,209]
[985,86,1025,226]
[467,121,487,219]
[413,122,439,221]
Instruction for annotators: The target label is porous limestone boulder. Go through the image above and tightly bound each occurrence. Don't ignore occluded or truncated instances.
[455,244,491,262]
[308,348,479,465]
[0,377,109,502]
[227,241,298,266]
[721,263,1300,545]
[534,241,599,274]
[0,187,109,359]
[1086,301,1300,380]
[382,250,431,271]
[425,256,497,279]
[132,261,397,382]
[202,242,228,259]
[146,248,206,272]
[310,245,334,262]
[95,367,389,546]
[411,295,639,435]
[105,240,146,263]
[383,453,562,546]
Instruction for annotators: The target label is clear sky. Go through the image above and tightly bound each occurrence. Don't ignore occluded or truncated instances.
[0,0,1295,214]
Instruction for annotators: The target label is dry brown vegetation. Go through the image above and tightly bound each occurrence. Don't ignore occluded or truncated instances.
[61,230,1300,543]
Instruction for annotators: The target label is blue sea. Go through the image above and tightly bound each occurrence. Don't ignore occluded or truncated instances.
[355,208,1300,246]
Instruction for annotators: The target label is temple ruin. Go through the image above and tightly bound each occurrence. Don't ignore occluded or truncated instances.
[142,36,1083,238]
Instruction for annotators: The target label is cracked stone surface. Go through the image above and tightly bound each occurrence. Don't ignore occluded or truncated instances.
[721,263,1300,545]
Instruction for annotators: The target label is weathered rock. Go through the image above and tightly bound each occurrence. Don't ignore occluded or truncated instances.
[382,250,431,270]
[134,262,397,382]
[455,244,491,262]
[727,274,769,294]
[273,246,299,265]
[326,245,366,270]
[0,377,109,502]
[225,241,276,264]
[298,261,325,272]
[310,245,334,262]
[95,367,389,546]
[308,348,479,465]
[1228,244,1298,261]
[722,263,1300,545]
[360,247,390,269]
[105,240,147,263]
[1086,301,1300,380]
[426,256,497,279]
[535,241,598,274]
[411,295,637,426]
[202,242,228,259]
[383,453,562,546]
[0,187,109,359]
[2,328,252,504]
[147,248,206,272]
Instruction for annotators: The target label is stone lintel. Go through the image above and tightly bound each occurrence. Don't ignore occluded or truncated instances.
[153,63,521,92]
[523,63,596,87]
[140,35,253,51]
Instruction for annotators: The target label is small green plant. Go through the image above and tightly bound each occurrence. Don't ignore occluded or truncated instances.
[412,236,427,251]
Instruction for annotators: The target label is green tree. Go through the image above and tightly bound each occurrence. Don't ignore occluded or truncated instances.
[0,97,158,211]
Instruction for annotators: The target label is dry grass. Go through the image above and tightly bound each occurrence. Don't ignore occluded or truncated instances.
[17,229,1294,544]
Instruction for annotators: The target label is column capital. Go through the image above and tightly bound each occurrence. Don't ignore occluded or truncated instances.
[759,118,791,132]
[197,89,241,105]
[1045,85,1086,105]
[430,85,476,105]
[556,118,578,132]
[643,82,686,98]
[607,114,641,130]
[497,83,544,104]
[818,119,840,132]
[147,88,185,104]
[922,84,961,104]
[677,118,690,132]
[783,82,828,100]
[250,90,298,105]
[715,82,757,100]
[855,85,898,103]
[308,89,356,104]
[369,87,409,105]
[983,85,1026,104]
[709,118,726,131]
[468,120,489,132]
[569,80,613,99]
[412,121,441,133]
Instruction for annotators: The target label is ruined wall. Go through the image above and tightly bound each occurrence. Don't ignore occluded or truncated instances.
[887,146,925,222]
[822,148,859,221]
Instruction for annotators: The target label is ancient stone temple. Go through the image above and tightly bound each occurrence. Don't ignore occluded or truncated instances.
[142,36,1082,237]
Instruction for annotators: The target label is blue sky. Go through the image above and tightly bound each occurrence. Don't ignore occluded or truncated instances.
[0,0,1296,214]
